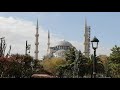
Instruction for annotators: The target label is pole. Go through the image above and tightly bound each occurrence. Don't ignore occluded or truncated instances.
[3,39,6,57]
[25,41,27,55]
[0,38,2,57]
[73,50,77,78]
[93,48,96,78]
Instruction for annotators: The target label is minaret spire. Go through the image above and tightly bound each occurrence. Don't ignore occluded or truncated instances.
[36,18,39,33]
[47,30,50,54]
[35,19,39,60]
[84,18,90,58]
[85,17,87,28]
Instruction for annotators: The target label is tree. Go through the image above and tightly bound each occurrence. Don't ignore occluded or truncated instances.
[75,50,89,78]
[108,45,120,78]
[57,48,90,78]
[10,54,34,78]
[97,55,109,77]
[86,55,105,78]
[0,54,35,78]
[41,57,67,76]
[109,45,120,63]
[65,47,76,63]
[58,47,76,78]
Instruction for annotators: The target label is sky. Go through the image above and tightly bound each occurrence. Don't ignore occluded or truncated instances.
[0,12,119,59]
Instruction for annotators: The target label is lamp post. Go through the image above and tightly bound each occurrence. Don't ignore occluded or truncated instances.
[91,36,99,78]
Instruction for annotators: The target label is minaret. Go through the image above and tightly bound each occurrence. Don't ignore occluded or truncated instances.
[35,19,39,60]
[47,30,50,55]
[84,18,90,58]
[88,26,90,57]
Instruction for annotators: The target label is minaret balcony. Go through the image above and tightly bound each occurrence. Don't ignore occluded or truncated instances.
[35,42,39,45]
[35,51,39,53]
[47,43,50,45]
[84,42,88,44]
[35,34,39,37]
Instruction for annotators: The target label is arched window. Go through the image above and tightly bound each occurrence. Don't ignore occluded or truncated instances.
[63,46,64,49]
[57,46,59,50]
[65,46,67,50]
[55,46,57,50]
[60,46,62,49]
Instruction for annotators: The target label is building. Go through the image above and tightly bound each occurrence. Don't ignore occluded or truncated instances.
[43,19,91,59]
[49,40,74,58]
[45,31,74,58]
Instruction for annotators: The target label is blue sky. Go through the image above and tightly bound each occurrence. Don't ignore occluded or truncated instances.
[0,12,120,58]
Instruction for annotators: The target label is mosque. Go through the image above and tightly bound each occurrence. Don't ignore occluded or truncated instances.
[35,19,91,60]
[47,39,74,58]
[49,40,73,58]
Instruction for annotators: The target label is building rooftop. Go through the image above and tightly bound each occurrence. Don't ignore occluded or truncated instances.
[55,40,72,47]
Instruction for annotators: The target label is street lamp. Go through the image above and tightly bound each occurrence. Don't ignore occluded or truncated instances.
[91,36,99,78]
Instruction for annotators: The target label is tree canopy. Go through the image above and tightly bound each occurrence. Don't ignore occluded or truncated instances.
[108,45,120,78]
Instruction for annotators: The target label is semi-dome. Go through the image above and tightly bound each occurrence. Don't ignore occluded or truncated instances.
[56,40,72,47]
[54,49,66,57]
[54,49,66,54]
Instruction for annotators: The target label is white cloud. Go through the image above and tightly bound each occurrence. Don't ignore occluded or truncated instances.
[70,41,84,52]
[95,45,111,56]
[0,16,111,60]
[70,41,111,56]
[0,16,66,59]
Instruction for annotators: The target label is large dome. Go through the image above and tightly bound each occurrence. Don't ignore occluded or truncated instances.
[56,40,72,47]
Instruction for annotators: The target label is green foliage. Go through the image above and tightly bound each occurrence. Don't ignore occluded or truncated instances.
[107,63,120,78]
[56,47,106,78]
[110,45,120,63]
[76,51,89,77]
[56,47,76,78]
[41,57,67,76]
[96,56,105,73]
[11,54,33,78]
[57,48,92,78]
[108,45,120,78]
[0,54,41,78]
[65,47,76,63]
[86,56,105,77]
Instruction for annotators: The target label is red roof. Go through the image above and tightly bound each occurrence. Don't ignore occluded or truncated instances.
[31,74,55,78]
